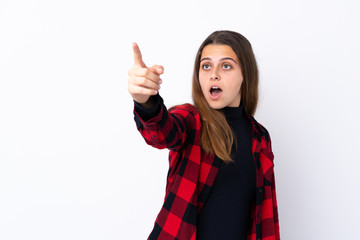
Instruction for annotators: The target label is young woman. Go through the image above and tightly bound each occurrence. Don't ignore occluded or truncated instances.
[128,30,280,240]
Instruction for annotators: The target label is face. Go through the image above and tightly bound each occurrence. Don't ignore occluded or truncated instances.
[199,44,243,109]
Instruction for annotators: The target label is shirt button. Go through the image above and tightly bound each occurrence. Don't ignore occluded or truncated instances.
[259,188,263,193]
[258,214,261,218]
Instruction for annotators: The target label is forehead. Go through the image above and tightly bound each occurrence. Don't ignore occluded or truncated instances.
[201,44,238,60]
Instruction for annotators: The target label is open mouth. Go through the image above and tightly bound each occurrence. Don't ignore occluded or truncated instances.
[210,86,222,97]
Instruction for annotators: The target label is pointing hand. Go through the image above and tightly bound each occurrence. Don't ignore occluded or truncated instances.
[128,42,164,105]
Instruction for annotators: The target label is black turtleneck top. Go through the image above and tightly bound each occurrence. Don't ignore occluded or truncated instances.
[134,95,256,240]
[196,102,256,240]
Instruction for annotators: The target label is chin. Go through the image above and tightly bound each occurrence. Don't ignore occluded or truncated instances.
[207,101,226,110]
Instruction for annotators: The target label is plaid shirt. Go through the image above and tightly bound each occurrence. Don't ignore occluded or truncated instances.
[133,98,280,240]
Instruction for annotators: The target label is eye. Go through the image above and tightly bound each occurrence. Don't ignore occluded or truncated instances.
[202,64,211,70]
[223,64,232,70]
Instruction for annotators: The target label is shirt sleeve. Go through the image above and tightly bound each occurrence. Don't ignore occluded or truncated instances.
[133,94,198,151]
[133,94,162,122]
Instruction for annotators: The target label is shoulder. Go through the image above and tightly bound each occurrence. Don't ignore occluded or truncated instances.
[248,115,271,142]
[168,103,200,120]
[249,116,274,153]
[169,103,198,113]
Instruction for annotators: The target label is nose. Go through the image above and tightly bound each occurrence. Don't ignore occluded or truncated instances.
[211,68,220,80]
[211,75,219,80]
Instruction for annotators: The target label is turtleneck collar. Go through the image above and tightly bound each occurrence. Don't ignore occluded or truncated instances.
[221,101,245,120]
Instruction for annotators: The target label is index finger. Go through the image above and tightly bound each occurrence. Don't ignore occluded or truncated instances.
[132,42,146,68]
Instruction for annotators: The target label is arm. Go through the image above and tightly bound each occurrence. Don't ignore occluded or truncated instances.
[265,129,281,239]
[128,43,198,151]
[133,94,198,151]
[272,169,281,240]
[268,133,280,239]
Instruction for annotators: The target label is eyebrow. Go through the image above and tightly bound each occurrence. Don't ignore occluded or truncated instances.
[200,57,238,64]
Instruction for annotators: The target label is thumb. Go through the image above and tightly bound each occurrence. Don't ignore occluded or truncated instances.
[132,42,146,68]
[149,65,164,75]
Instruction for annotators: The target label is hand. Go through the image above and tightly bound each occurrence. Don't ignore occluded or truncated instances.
[128,42,164,105]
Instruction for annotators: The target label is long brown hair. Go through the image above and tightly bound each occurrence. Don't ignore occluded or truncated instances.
[192,30,259,163]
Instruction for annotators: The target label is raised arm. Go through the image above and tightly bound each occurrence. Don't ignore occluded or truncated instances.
[128,43,199,151]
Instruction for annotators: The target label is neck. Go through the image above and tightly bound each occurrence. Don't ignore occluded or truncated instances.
[221,101,244,118]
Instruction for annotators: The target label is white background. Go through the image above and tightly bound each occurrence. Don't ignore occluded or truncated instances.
[1,0,359,239]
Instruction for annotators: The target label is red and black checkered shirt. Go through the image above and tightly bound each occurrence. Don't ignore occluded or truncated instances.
[133,100,280,240]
